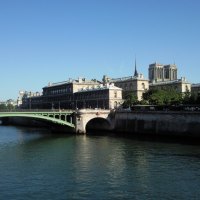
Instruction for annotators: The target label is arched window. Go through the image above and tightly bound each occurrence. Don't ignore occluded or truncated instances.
[185,85,189,92]
[142,83,145,90]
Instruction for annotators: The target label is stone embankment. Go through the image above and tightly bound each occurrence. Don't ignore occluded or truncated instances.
[114,110,200,138]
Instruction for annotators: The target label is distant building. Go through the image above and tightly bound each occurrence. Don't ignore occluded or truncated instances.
[149,77,191,93]
[103,60,149,101]
[148,62,191,93]
[0,99,17,107]
[20,60,193,108]
[74,83,122,109]
[20,91,42,109]
[18,90,41,107]
[191,83,200,96]
[21,77,123,110]
[109,74,149,101]
[149,62,177,83]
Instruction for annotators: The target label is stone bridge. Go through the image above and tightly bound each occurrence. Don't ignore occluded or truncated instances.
[0,109,114,134]
[75,109,114,134]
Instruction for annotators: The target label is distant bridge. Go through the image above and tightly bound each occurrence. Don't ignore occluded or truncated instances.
[0,110,75,128]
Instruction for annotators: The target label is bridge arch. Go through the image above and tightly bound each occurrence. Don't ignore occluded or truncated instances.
[0,112,75,128]
[75,109,114,134]
[86,117,111,133]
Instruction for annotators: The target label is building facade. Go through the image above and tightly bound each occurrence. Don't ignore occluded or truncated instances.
[21,78,123,110]
[148,62,191,93]
[102,61,149,101]
[74,83,122,109]
[191,83,200,96]
[149,62,177,83]
[20,61,193,108]
[109,74,149,101]
[149,77,191,93]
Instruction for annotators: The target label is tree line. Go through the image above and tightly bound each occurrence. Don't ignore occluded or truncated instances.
[123,89,200,108]
[0,103,15,111]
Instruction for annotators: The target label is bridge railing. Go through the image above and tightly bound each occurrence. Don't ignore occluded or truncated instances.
[0,109,75,113]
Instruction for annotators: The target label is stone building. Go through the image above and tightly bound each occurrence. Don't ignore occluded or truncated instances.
[149,62,178,83]
[103,61,149,101]
[21,78,122,110]
[20,61,192,108]
[191,83,200,96]
[148,62,191,93]
[74,83,122,109]
[149,77,191,93]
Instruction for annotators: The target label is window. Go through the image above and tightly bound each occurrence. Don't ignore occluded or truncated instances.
[114,91,117,98]
[185,85,188,91]
[142,83,145,90]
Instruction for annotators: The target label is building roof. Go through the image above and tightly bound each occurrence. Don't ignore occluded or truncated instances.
[150,78,190,86]
[192,83,200,88]
[75,84,122,93]
[110,74,147,82]
[43,78,101,88]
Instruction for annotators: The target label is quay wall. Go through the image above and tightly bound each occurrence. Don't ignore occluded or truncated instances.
[114,111,200,137]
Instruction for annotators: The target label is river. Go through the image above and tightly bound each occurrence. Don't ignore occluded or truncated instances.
[0,125,200,200]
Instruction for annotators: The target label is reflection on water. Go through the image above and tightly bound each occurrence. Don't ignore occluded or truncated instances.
[0,125,200,200]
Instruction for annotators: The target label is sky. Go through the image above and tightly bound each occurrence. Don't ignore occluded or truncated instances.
[0,0,200,101]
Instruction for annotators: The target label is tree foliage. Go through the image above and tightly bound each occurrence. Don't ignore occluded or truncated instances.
[0,103,15,111]
[142,89,183,105]
[0,104,7,110]
[183,92,200,104]
[123,92,138,108]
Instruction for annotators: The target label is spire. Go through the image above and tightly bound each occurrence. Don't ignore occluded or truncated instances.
[134,58,138,77]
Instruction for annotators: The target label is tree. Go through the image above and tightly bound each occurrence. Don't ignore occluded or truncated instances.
[142,89,183,105]
[7,103,14,111]
[0,103,7,110]
[123,92,138,108]
[184,92,200,105]
[182,89,191,104]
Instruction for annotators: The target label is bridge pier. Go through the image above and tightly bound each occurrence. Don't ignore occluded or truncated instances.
[75,109,114,134]
[76,115,87,134]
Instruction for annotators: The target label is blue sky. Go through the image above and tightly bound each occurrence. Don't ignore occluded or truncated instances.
[0,0,200,101]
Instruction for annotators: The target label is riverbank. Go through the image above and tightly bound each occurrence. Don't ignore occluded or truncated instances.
[114,110,200,138]
[1,110,200,140]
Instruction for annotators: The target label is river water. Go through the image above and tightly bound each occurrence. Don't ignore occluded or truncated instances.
[0,125,200,200]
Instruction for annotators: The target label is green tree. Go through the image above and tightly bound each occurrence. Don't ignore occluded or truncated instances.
[123,92,138,108]
[142,89,182,105]
[182,89,191,104]
[0,103,7,110]
[185,92,200,105]
[7,103,14,111]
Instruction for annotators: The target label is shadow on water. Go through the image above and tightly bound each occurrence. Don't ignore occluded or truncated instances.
[0,125,75,145]
[2,124,200,146]
[120,133,200,146]
[86,129,200,146]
